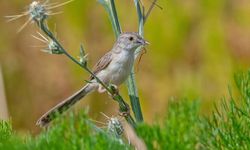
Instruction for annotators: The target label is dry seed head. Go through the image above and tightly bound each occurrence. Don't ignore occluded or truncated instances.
[107,117,124,136]
[47,40,62,54]
[100,112,124,137]
[29,1,48,21]
[6,0,73,32]
[32,32,62,54]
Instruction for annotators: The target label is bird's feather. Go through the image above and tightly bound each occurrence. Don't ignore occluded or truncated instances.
[90,52,112,80]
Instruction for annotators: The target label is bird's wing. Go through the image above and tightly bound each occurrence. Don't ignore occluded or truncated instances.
[90,51,113,80]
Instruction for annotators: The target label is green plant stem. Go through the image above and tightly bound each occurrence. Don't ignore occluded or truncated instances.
[127,68,143,122]
[100,0,144,123]
[125,0,145,122]
[134,0,144,36]
[99,0,121,37]
[109,0,121,36]
[36,19,136,128]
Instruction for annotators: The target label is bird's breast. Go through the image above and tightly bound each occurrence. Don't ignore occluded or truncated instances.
[106,51,134,85]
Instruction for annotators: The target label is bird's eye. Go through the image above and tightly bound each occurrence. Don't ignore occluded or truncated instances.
[129,36,134,41]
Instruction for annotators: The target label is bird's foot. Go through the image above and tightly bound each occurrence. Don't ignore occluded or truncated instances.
[119,102,130,117]
[97,85,106,93]
[109,84,119,96]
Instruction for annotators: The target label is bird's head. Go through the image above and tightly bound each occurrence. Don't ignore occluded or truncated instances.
[115,32,149,51]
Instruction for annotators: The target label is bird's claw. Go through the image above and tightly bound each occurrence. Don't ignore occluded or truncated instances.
[98,85,106,93]
[119,102,130,117]
[109,84,119,96]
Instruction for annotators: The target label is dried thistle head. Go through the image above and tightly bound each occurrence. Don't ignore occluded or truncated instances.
[6,0,73,32]
[46,40,62,54]
[32,31,62,54]
[29,1,48,21]
[107,117,124,137]
[98,112,124,137]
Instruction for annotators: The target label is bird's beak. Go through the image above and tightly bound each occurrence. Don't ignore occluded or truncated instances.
[144,40,150,45]
[137,38,150,46]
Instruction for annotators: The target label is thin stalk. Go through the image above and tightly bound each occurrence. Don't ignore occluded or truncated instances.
[36,19,136,128]
[109,0,121,36]
[100,0,144,123]
[134,0,144,36]
[124,0,145,122]
[129,0,161,122]
[130,0,160,121]
[99,0,121,37]
[126,68,143,122]
[144,0,161,23]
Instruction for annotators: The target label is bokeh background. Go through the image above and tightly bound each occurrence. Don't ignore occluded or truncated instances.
[0,0,249,134]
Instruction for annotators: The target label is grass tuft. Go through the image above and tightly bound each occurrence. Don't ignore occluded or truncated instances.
[1,70,250,149]
[0,120,12,141]
[136,100,201,150]
[200,70,250,149]
[0,112,130,150]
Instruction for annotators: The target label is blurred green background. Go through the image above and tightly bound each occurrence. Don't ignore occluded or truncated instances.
[0,0,249,134]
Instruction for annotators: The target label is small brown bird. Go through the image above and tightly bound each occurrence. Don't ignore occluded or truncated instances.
[36,32,148,127]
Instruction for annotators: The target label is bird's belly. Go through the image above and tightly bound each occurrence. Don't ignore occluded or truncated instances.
[110,66,130,85]
[97,54,134,86]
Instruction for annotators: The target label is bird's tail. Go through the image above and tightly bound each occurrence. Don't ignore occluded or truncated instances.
[36,84,94,127]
